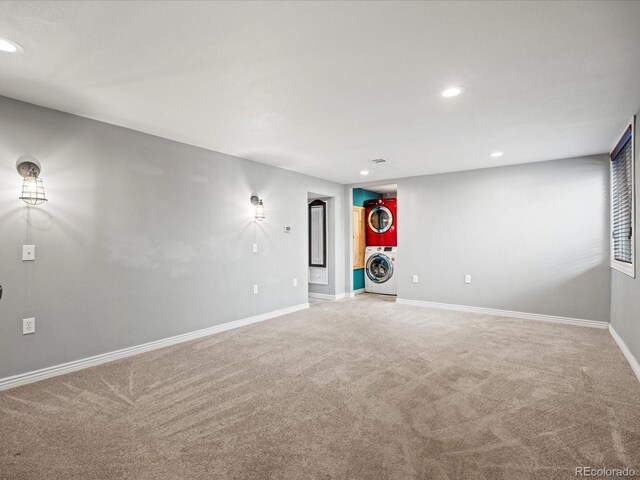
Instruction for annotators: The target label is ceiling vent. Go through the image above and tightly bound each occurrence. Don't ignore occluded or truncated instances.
[371,158,388,164]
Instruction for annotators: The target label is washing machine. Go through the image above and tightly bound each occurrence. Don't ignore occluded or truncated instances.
[364,246,397,295]
[364,198,397,246]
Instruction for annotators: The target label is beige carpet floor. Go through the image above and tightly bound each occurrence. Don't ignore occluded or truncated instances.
[1,294,639,480]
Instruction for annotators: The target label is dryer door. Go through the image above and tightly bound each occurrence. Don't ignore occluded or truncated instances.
[368,206,393,234]
[366,254,394,283]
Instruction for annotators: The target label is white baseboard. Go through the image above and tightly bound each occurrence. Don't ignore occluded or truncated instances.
[0,303,310,392]
[309,292,346,301]
[349,288,365,297]
[395,298,608,329]
[609,324,640,384]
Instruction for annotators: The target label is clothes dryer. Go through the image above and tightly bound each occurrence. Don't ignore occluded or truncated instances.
[364,198,397,246]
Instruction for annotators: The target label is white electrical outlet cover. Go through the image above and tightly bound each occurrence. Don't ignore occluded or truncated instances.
[412,274,419,283]
[293,278,298,287]
[252,243,258,253]
[23,317,35,335]
[465,275,472,284]
[22,245,35,261]
[253,284,259,294]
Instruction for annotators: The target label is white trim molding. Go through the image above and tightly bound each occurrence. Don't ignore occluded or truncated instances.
[349,288,365,298]
[609,324,640,384]
[0,303,310,392]
[309,292,346,301]
[396,298,608,329]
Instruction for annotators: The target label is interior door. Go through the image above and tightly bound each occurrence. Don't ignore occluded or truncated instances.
[352,206,365,269]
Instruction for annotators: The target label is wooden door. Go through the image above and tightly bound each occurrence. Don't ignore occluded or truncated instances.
[352,206,365,269]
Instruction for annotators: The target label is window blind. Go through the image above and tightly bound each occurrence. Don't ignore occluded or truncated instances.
[611,126,633,264]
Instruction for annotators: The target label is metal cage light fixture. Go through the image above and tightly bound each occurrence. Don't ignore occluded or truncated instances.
[17,155,47,205]
[250,194,266,221]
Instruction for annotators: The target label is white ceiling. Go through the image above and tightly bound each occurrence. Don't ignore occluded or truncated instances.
[364,184,398,196]
[1,1,639,184]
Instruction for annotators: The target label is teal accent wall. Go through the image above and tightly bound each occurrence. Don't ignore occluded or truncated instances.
[354,268,365,290]
[352,188,382,290]
[353,188,382,208]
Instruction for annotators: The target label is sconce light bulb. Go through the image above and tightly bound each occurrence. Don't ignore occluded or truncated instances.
[255,199,266,221]
[19,176,47,205]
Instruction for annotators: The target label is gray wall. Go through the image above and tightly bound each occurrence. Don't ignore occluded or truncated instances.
[611,112,640,362]
[0,96,345,379]
[395,156,611,322]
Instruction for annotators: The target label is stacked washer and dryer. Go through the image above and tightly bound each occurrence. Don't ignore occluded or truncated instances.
[363,198,397,295]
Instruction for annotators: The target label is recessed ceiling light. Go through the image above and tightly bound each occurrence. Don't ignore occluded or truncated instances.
[441,86,465,98]
[0,37,24,54]
[360,170,370,176]
[489,151,504,158]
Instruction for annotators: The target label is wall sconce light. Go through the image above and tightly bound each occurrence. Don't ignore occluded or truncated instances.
[250,194,266,221]
[16,155,47,205]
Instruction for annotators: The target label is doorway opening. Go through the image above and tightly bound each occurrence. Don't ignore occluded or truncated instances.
[307,192,336,300]
[351,184,398,295]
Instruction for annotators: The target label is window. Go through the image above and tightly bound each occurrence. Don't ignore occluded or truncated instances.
[610,118,636,277]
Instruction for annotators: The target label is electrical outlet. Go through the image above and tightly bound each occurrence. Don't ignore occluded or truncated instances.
[412,274,419,284]
[253,284,259,294]
[293,278,298,287]
[22,245,35,261]
[23,318,35,335]
[465,274,472,284]
[252,243,258,253]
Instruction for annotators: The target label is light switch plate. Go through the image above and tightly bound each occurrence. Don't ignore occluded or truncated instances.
[412,274,419,284]
[293,278,298,287]
[23,245,35,261]
[465,274,472,284]
[252,243,258,253]
[253,284,259,294]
